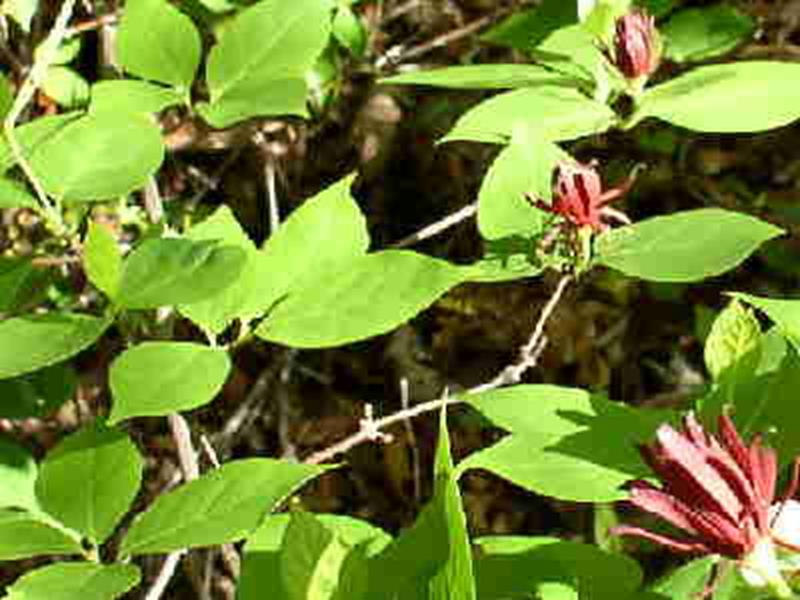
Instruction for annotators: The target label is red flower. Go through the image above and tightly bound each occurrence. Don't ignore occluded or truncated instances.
[528,161,631,233]
[612,10,660,81]
[615,413,798,597]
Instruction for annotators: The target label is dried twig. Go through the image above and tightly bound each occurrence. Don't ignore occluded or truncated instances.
[391,202,477,249]
[304,274,573,464]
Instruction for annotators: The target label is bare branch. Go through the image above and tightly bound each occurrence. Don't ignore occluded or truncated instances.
[391,202,477,249]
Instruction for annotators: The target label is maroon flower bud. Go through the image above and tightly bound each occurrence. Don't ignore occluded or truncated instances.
[613,10,660,81]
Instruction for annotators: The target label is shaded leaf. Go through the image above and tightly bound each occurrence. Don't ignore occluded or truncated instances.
[4,562,140,600]
[0,509,82,560]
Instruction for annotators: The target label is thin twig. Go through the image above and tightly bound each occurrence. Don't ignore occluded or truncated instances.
[266,159,280,236]
[391,202,477,248]
[400,378,422,504]
[65,12,119,37]
[144,551,186,600]
[3,0,78,231]
[304,274,573,464]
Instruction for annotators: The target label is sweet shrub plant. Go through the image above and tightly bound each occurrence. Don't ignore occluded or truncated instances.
[2,0,800,598]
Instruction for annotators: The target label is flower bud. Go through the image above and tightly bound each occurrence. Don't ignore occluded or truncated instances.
[613,10,660,82]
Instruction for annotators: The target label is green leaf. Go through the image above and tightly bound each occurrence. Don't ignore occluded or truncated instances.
[532,24,607,84]
[595,209,784,282]
[4,562,140,600]
[120,458,332,555]
[179,206,271,334]
[116,0,201,90]
[1,0,37,32]
[0,509,82,560]
[429,407,476,600]
[280,512,352,600]
[0,112,81,174]
[731,293,800,354]
[41,66,90,109]
[0,437,38,510]
[36,420,143,543]
[109,342,231,423]
[441,86,616,145]
[0,363,77,419]
[333,6,366,57]
[704,299,761,381]
[27,112,165,202]
[662,5,755,63]
[382,64,576,89]
[0,256,46,312]
[481,0,576,51]
[89,80,184,116]
[256,251,471,348]
[365,484,451,597]
[460,385,672,502]
[0,176,37,209]
[251,174,369,318]
[474,536,642,600]
[649,556,715,600]
[0,313,111,380]
[477,128,569,240]
[84,222,122,299]
[199,0,332,127]
[0,71,14,121]
[471,237,543,282]
[48,37,82,65]
[633,62,800,133]
[239,514,391,600]
[116,237,247,310]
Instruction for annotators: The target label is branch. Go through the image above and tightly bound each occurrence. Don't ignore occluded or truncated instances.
[304,274,572,464]
[391,202,477,249]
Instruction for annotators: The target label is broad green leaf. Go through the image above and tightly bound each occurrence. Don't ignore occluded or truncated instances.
[84,222,122,299]
[257,250,471,348]
[460,385,672,501]
[109,342,231,423]
[120,458,332,555]
[333,6,366,57]
[252,174,369,318]
[732,293,800,354]
[89,80,184,116]
[662,5,755,63]
[0,176,37,209]
[179,206,271,334]
[649,556,715,600]
[1,0,37,32]
[474,536,642,600]
[429,407,476,600]
[634,0,678,18]
[477,128,569,240]
[0,363,77,419]
[704,299,761,381]
[0,437,38,510]
[116,238,247,310]
[4,562,140,600]
[280,512,351,600]
[116,0,201,90]
[441,86,616,145]
[470,237,543,283]
[28,112,165,202]
[239,514,391,600]
[365,483,451,597]
[382,64,576,89]
[0,112,80,174]
[481,0,576,51]
[532,24,606,84]
[633,62,800,133]
[0,256,46,312]
[41,66,89,109]
[36,420,143,543]
[0,509,82,560]
[0,71,13,121]
[0,313,111,379]
[49,37,81,65]
[595,209,784,282]
[199,0,332,127]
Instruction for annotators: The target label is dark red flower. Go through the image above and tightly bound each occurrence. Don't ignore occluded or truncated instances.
[612,10,660,81]
[615,413,798,597]
[528,161,631,233]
